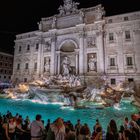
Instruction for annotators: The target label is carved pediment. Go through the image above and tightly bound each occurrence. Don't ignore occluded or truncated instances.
[15,57,21,62]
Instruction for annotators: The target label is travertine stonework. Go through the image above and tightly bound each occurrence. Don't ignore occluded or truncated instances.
[13,0,140,90]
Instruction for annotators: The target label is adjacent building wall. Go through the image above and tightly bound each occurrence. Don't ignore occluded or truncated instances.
[0,52,13,82]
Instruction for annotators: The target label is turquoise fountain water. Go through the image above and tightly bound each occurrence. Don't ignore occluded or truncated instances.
[0,98,139,132]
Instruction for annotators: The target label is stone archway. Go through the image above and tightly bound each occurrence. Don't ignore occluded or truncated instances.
[57,40,79,75]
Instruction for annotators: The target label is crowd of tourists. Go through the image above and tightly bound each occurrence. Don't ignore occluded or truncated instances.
[0,111,140,140]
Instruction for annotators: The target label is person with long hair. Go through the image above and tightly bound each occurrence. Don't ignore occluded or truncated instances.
[106,119,119,140]
[48,117,65,140]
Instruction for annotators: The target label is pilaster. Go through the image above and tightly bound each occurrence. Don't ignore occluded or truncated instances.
[79,32,85,75]
[56,51,61,74]
[96,31,104,73]
[77,24,85,75]
[50,34,56,75]
[116,30,124,73]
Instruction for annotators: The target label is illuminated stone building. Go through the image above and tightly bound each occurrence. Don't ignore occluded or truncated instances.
[0,52,13,82]
[13,0,140,88]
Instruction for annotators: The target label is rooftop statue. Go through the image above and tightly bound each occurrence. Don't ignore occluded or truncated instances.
[95,5,105,20]
[58,0,79,16]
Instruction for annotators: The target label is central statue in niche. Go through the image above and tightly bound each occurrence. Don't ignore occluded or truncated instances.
[61,56,71,76]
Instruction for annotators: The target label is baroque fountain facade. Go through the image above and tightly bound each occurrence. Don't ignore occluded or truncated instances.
[0,1,139,130]
[13,0,140,90]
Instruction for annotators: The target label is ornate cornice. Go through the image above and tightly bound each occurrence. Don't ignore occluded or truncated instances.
[79,31,85,38]
[133,29,140,34]
[96,30,103,36]
[116,30,123,36]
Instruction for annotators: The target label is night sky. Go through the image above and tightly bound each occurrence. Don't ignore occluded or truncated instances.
[0,0,140,54]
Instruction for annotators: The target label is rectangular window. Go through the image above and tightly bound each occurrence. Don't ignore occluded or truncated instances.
[109,33,114,41]
[128,78,134,83]
[19,46,21,52]
[0,69,3,74]
[34,62,37,70]
[24,78,27,82]
[25,63,28,69]
[36,44,39,51]
[124,17,129,21]
[110,58,115,66]
[127,57,133,66]
[125,31,131,40]
[17,64,20,70]
[111,78,116,85]
[27,45,30,51]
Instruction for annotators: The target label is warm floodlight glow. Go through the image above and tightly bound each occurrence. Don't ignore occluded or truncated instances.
[18,84,29,93]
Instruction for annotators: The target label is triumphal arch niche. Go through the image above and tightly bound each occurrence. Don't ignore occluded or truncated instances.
[13,0,105,83]
[58,39,79,76]
[38,0,105,78]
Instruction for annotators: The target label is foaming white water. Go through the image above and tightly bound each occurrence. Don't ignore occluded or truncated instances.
[29,99,65,105]
[51,102,64,105]
[60,106,75,111]
[13,98,21,101]
[114,103,121,110]
[30,99,48,105]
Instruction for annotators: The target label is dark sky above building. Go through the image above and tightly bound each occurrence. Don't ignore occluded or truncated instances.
[0,0,140,54]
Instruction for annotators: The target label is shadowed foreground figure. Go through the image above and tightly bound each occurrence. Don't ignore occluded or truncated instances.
[31,114,45,140]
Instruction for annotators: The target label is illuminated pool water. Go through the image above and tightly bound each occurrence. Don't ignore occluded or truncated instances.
[0,98,139,131]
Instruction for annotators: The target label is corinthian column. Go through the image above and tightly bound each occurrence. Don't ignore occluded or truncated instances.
[50,35,56,76]
[76,53,79,74]
[57,52,60,74]
[37,39,43,77]
[79,32,84,75]
[75,49,79,75]
[96,31,104,73]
